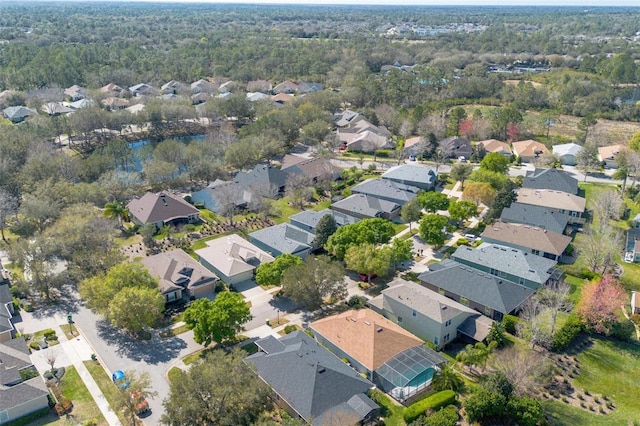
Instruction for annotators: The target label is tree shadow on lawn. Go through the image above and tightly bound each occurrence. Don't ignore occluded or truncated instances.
[96,319,187,365]
[26,284,83,319]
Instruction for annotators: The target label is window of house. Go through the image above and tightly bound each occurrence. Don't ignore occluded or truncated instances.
[438,287,445,295]
[519,277,525,285]
[484,306,492,316]
[445,320,452,327]
[434,336,439,346]
[398,316,403,323]
[499,271,506,278]
[444,334,450,342]
[412,310,416,317]
[490,268,498,276]
[532,249,540,255]
[460,296,469,306]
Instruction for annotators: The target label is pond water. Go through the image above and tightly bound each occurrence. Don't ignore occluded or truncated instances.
[125,134,206,172]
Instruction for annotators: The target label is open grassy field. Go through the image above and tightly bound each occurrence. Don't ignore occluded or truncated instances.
[545,338,640,425]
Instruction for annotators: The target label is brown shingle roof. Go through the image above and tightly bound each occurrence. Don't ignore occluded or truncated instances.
[512,139,548,158]
[127,192,199,225]
[478,139,512,155]
[481,221,572,256]
[516,188,585,212]
[141,249,218,295]
[598,144,623,161]
[309,309,423,371]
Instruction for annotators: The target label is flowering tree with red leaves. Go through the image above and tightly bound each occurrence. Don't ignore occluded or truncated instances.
[577,274,627,334]
[459,119,475,139]
[506,123,520,142]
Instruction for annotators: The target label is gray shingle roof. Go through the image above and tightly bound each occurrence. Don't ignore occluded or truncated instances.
[2,106,37,122]
[0,283,14,336]
[351,178,420,204]
[381,164,437,186]
[523,168,579,195]
[234,164,287,191]
[246,331,376,424]
[249,223,315,256]
[289,209,359,231]
[141,249,218,295]
[452,244,557,287]
[331,194,400,218]
[418,260,535,314]
[500,203,569,235]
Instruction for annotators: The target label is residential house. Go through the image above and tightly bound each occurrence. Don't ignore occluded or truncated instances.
[191,93,210,105]
[2,106,37,123]
[552,143,583,166]
[439,136,472,160]
[195,234,274,284]
[500,203,570,235]
[337,116,393,152]
[141,249,219,302]
[41,102,73,116]
[272,80,298,94]
[334,109,360,128]
[100,83,127,97]
[523,168,579,195]
[516,187,586,225]
[477,139,512,157]
[631,291,640,315]
[511,139,549,163]
[101,97,129,110]
[402,136,425,157]
[191,79,217,95]
[129,83,157,97]
[63,85,87,101]
[247,80,272,93]
[0,338,50,424]
[249,223,316,259]
[190,180,254,214]
[418,259,536,321]
[368,279,493,350]
[235,164,288,199]
[298,82,323,94]
[218,81,235,94]
[451,244,562,290]
[598,144,623,169]
[127,192,200,229]
[246,92,270,102]
[272,93,294,105]
[68,99,95,110]
[125,103,145,115]
[381,164,437,191]
[245,331,379,425]
[331,194,401,220]
[280,155,342,182]
[351,178,420,206]
[0,282,15,342]
[161,80,188,95]
[288,209,359,233]
[624,228,640,263]
[480,221,573,262]
[310,309,447,401]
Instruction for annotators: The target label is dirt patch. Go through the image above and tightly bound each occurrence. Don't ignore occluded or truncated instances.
[504,79,543,88]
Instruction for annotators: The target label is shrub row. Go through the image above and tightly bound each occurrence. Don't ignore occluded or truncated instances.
[404,390,456,423]
[552,314,584,352]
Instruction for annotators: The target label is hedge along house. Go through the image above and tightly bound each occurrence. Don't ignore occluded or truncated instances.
[309,309,447,402]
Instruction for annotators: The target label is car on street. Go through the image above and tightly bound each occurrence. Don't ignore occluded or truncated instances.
[463,234,479,241]
[112,370,130,390]
[358,273,377,281]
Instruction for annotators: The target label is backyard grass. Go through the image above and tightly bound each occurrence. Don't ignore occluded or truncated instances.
[83,361,127,425]
[270,197,302,224]
[114,233,142,248]
[371,390,406,426]
[565,274,587,304]
[544,337,640,425]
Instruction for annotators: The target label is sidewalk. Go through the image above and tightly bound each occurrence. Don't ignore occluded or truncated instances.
[28,316,122,426]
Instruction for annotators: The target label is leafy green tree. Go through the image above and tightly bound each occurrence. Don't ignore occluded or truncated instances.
[431,364,464,392]
[479,152,510,174]
[345,243,391,284]
[410,405,458,426]
[79,262,159,315]
[313,214,338,247]
[482,371,514,398]
[468,169,508,191]
[577,115,597,143]
[0,189,18,242]
[280,256,346,310]
[255,254,302,287]
[162,348,271,426]
[419,214,449,247]
[506,397,543,426]
[418,191,450,213]
[183,292,252,346]
[325,218,395,259]
[491,107,523,140]
[449,162,473,189]
[447,200,477,225]
[487,321,507,347]
[446,106,467,136]
[462,182,497,206]
[400,198,423,232]
[383,238,413,270]
[485,181,518,222]
[114,370,157,426]
[629,132,640,152]
[455,341,497,373]
[463,389,507,424]
[108,287,164,333]
[7,236,62,300]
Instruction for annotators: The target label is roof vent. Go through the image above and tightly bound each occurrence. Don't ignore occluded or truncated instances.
[350,317,357,322]
[364,321,371,325]
[376,327,383,333]
[318,368,326,374]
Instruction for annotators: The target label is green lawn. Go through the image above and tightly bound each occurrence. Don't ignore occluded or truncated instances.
[270,197,302,224]
[59,366,107,426]
[370,390,406,426]
[565,274,587,304]
[83,361,127,425]
[545,338,640,425]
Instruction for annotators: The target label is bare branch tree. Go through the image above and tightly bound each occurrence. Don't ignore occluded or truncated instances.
[491,347,552,397]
